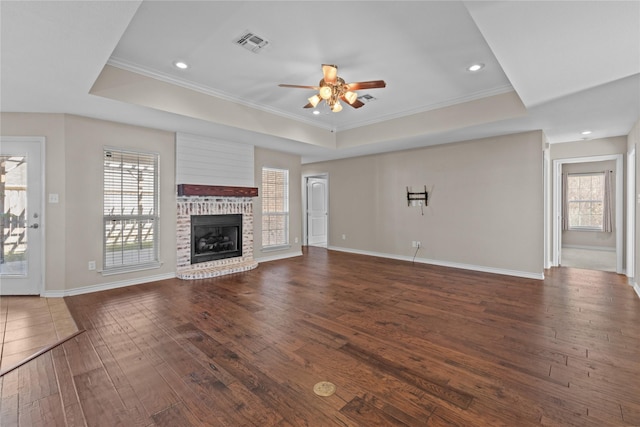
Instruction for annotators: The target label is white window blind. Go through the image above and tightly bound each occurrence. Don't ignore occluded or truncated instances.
[103,148,159,272]
[262,167,289,248]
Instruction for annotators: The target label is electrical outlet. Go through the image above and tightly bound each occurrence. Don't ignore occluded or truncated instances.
[412,241,417,248]
[88,261,96,271]
[342,234,346,240]
[294,237,299,243]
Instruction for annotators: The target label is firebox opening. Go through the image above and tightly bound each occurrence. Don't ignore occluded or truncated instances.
[191,214,242,264]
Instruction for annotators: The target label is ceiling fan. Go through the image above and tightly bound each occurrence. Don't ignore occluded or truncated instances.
[278,64,386,112]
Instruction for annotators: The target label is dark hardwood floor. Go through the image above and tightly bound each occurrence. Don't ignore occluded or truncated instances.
[2,247,640,426]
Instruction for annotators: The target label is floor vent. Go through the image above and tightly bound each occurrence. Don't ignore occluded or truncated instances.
[234,30,269,53]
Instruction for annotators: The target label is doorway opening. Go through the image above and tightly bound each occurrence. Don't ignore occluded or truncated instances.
[552,154,623,273]
[303,174,328,247]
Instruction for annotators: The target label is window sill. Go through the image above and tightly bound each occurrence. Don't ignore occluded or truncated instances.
[567,227,605,232]
[100,262,162,276]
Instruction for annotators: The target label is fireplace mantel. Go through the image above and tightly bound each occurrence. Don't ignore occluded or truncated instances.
[177,184,258,197]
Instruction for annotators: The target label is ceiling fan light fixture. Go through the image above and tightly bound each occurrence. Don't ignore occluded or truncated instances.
[279,64,386,113]
[319,86,332,100]
[308,94,321,107]
[344,91,358,104]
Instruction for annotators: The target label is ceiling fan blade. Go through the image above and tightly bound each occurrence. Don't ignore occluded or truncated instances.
[303,103,314,109]
[342,97,365,109]
[322,64,338,84]
[346,80,386,91]
[278,84,320,90]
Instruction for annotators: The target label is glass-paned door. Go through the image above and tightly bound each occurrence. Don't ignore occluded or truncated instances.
[0,138,43,295]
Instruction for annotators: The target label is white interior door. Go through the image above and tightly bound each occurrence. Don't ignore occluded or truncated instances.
[307,177,327,247]
[0,138,43,295]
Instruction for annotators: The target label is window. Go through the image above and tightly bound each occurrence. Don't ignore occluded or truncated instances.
[262,167,289,248]
[566,173,604,230]
[103,148,159,272]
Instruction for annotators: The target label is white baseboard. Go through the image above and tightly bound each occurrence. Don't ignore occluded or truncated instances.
[41,252,303,297]
[327,246,544,280]
[562,245,616,252]
[41,272,177,297]
[632,279,640,299]
[256,251,303,263]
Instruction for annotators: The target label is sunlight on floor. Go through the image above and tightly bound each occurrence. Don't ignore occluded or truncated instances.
[0,296,78,371]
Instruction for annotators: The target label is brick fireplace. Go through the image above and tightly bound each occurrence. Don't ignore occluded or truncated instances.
[176,184,259,279]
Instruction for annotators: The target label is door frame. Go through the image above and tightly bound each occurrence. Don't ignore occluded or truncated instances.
[627,147,635,279]
[552,154,623,273]
[0,136,46,295]
[302,173,328,246]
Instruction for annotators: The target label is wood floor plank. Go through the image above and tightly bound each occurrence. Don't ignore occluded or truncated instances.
[0,391,18,426]
[151,402,202,427]
[73,367,133,427]
[51,345,89,427]
[340,395,413,426]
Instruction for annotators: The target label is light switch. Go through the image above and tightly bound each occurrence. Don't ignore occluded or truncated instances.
[48,193,59,203]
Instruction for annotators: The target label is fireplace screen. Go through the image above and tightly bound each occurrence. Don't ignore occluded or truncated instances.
[191,214,242,263]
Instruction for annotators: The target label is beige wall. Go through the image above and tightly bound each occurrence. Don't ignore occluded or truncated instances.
[303,131,545,276]
[551,136,628,160]
[254,146,303,259]
[1,113,176,293]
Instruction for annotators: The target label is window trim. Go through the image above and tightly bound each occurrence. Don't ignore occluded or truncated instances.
[102,147,161,274]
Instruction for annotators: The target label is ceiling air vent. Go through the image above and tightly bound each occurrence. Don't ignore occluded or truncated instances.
[234,30,270,53]
[357,94,377,104]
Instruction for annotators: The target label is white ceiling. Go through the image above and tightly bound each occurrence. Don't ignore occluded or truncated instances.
[1,1,639,163]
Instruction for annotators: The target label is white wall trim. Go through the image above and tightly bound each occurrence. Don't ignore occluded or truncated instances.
[562,244,616,252]
[256,251,303,264]
[327,246,544,280]
[627,147,635,279]
[41,272,176,297]
[630,278,640,299]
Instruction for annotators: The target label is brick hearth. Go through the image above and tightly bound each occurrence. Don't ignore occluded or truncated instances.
[176,191,258,279]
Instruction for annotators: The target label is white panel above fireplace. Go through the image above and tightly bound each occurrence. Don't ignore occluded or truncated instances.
[176,132,254,186]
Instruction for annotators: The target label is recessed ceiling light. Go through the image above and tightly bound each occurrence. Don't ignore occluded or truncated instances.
[581,130,592,135]
[173,61,189,70]
[313,110,320,115]
[467,63,485,72]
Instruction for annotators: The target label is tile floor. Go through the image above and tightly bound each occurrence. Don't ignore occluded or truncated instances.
[0,296,78,371]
